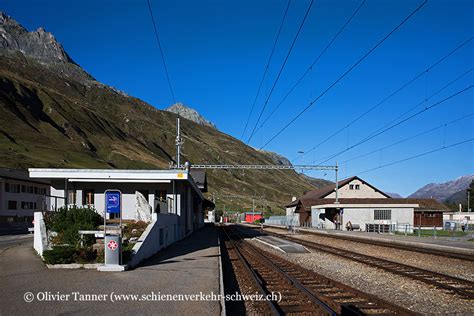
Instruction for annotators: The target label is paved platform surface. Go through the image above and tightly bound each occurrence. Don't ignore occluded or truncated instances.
[263,224,474,255]
[0,226,221,315]
[301,228,474,250]
[255,235,309,253]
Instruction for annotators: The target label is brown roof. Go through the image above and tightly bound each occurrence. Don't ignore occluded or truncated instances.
[286,176,390,208]
[305,176,389,199]
[290,198,448,212]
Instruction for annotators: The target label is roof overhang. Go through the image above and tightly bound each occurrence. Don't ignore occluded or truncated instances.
[29,168,189,180]
[311,203,419,209]
[28,168,204,200]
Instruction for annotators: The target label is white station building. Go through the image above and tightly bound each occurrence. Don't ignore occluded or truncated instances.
[286,176,447,232]
[29,168,211,238]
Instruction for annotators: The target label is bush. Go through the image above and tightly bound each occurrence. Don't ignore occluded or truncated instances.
[122,221,148,239]
[44,206,103,247]
[43,246,76,264]
[73,247,97,263]
[121,242,136,264]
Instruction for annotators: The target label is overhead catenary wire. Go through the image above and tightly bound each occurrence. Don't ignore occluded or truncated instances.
[361,67,473,143]
[309,67,473,164]
[240,0,292,141]
[147,0,176,104]
[259,0,428,149]
[345,138,474,177]
[293,37,473,162]
[340,112,474,164]
[315,84,473,165]
[254,0,366,137]
[246,0,315,144]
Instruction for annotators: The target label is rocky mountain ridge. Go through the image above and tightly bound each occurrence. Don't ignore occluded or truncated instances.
[165,103,216,128]
[408,175,474,202]
[0,12,324,213]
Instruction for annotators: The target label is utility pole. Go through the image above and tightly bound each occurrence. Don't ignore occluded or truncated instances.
[335,161,339,204]
[468,190,470,213]
[175,117,183,168]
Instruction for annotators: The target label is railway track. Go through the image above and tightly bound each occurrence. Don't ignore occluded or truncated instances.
[264,224,473,261]
[243,226,474,300]
[221,225,415,315]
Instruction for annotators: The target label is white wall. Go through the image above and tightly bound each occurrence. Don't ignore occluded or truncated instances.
[33,212,49,257]
[286,206,296,216]
[340,207,414,231]
[129,213,179,267]
[326,179,387,199]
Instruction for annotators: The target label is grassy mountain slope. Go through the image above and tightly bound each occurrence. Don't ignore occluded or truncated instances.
[0,54,321,214]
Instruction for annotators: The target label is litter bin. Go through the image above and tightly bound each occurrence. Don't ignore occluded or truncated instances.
[105,234,121,265]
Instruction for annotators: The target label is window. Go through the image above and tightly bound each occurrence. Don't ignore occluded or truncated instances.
[8,201,17,210]
[34,187,38,194]
[21,202,35,209]
[83,189,95,205]
[355,184,360,190]
[6,183,20,193]
[28,186,33,193]
[22,185,26,193]
[374,209,391,220]
[349,184,354,190]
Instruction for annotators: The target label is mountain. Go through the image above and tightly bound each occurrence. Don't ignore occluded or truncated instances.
[386,192,403,198]
[445,189,467,205]
[299,174,333,189]
[408,175,474,202]
[165,103,216,128]
[0,12,328,214]
[257,149,292,166]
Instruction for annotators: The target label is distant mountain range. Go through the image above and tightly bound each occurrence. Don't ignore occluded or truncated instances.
[408,175,473,203]
[0,11,329,213]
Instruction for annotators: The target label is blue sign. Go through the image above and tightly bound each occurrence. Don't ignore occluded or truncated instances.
[106,191,121,214]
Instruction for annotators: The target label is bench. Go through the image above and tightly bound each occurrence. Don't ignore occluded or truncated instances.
[346,224,361,231]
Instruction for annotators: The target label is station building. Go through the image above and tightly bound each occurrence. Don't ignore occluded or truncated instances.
[29,168,212,238]
[286,176,447,232]
[0,168,50,232]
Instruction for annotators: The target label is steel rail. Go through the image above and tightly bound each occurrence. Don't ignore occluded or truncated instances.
[228,225,415,315]
[220,226,280,315]
[222,225,336,315]
[259,228,474,300]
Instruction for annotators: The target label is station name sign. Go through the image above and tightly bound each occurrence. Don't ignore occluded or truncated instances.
[105,191,121,214]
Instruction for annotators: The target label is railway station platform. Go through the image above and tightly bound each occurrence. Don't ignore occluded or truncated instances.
[0,225,223,315]
[255,235,309,253]
[262,224,474,257]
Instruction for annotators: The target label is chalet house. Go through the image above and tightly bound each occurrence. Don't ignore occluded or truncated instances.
[286,176,447,232]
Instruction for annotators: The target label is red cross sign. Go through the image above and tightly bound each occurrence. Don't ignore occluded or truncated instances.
[107,240,118,251]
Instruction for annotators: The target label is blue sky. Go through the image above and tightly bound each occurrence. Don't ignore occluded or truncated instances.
[2,0,473,196]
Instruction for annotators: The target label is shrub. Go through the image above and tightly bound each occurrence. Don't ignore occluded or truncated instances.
[122,221,148,239]
[44,206,103,247]
[121,242,136,264]
[73,247,97,263]
[43,246,76,264]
